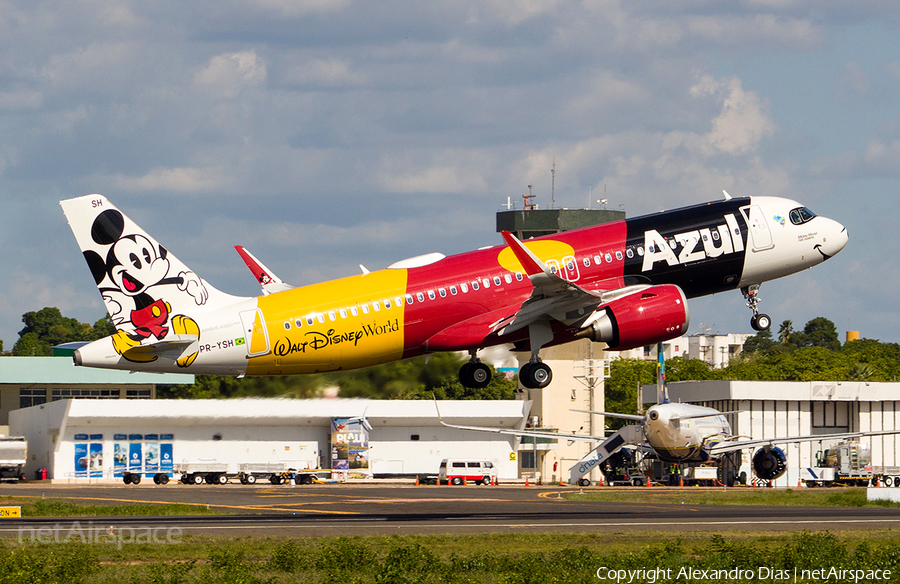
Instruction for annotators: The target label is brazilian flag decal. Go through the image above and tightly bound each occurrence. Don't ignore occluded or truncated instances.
[235,338,246,346]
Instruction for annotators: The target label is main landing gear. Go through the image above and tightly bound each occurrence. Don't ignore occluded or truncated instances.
[742,284,772,332]
[519,359,552,389]
[459,351,492,389]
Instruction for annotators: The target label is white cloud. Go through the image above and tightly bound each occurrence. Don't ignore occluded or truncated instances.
[108,166,230,193]
[0,90,42,110]
[835,61,870,101]
[691,76,776,155]
[282,58,365,88]
[863,139,900,176]
[194,51,267,98]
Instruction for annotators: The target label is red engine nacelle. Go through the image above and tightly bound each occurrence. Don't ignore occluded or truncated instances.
[576,284,689,351]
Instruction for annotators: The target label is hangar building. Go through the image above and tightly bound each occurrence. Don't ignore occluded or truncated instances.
[644,380,900,487]
[10,398,529,482]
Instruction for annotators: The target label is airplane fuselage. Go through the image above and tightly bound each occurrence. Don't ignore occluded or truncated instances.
[642,403,731,463]
[67,195,848,377]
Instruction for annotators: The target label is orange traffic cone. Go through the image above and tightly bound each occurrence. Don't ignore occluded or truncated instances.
[525,477,530,487]
[679,476,683,487]
[646,476,651,487]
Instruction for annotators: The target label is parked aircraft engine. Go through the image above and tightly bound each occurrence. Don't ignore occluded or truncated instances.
[575,284,689,351]
[752,446,787,480]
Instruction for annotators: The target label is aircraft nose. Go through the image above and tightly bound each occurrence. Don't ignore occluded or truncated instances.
[816,218,849,260]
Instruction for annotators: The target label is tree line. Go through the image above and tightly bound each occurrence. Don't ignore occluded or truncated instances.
[7,307,899,405]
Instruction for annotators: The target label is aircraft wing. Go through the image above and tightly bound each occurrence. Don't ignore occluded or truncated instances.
[497,231,649,336]
[710,429,900,455]
[234,246,294,295]
[436,401,603,442]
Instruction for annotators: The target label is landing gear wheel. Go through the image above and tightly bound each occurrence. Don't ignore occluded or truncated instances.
[520,362,552,389]
[751,313,771,331]
[459,362,492,388]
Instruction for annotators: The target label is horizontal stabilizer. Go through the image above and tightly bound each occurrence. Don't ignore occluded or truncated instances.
[234,245,293,295]
[122,334,198,361]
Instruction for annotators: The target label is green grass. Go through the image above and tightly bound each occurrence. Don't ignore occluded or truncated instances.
[15,498,220,517]
[564,486,900,507]
[2,531,900,583]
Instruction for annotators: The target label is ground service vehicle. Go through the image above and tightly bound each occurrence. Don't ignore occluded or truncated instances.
[439,459,498,485]
[803,440,900,487]
[0,437,26,482]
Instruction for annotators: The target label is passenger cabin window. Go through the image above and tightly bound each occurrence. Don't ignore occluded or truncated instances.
[594,255,602,264]
[483,278,490,288]
[493,276,501,286]
[615,251,623,261]
[450,285,458,295]
[395,297,403,307]
[583,257,591,267]
[472,281,480,291]
[295,319,303,328]
[428,290,436,300]
[439,288,447,298]
[417,292,425,302]
[384,299,392,309]
[461,283,469,293]
[626,249,634,259]
[515,273,523,281]
[373,301,381,311]
[339,309,347,319]
[790,207,817,225]
[406,294,414,304]
[284,322,291,330]
[328,311,336,321]
[350,306,359,316]
[504,274,512,284]
[361,304,369,314]
[306,316,315,326]
[605,253,612,263]
[317,314,326,323]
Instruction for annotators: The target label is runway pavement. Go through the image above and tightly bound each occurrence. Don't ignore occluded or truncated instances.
[1,483,899,537]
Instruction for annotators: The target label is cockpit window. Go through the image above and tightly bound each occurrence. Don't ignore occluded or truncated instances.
[789,207,817,225]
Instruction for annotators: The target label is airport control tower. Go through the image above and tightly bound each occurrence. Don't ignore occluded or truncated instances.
[494,188,626,485]
[495,190,625,238]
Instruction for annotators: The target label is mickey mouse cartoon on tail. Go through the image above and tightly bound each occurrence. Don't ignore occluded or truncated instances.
[78,204,207,367]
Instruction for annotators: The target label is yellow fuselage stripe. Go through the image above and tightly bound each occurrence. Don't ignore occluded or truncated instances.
[246,269,408,375]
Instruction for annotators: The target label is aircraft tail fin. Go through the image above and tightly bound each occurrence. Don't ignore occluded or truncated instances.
[60,194,243,335]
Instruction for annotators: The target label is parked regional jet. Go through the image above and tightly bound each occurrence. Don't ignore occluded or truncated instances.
[60,192,847,389]
[438,399,900,485]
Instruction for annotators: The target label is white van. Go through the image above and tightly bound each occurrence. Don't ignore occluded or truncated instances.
[439,459,497,485]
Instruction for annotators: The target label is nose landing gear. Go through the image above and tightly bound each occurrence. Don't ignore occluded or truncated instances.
[743,284,771,331]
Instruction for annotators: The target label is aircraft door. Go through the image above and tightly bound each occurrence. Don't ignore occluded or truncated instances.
[741,205,774,251]
[239,309,271,357]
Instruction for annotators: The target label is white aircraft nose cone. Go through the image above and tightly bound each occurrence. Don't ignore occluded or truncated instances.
[815,219,848,260]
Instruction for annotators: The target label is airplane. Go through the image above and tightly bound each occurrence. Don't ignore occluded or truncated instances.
[436,395,900,486]
[59,192,848,389]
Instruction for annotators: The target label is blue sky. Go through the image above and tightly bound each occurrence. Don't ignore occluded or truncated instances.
[0,1,898,349]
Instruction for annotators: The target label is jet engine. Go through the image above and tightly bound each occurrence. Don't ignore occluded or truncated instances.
[752,446,787,480]
[575,284,689,351]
